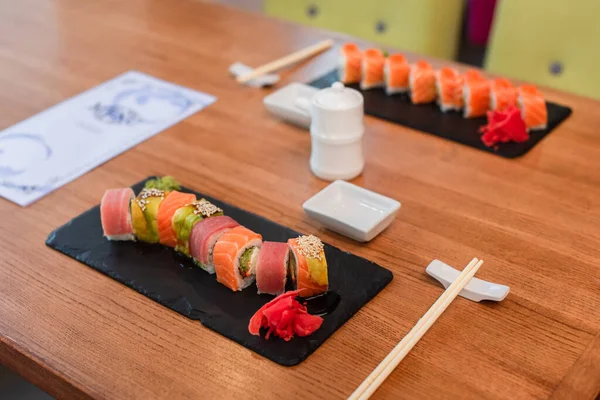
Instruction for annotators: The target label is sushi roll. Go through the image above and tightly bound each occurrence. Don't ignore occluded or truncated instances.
[100,188,135,241]
[189,215,239,273]
[384,54,410,95]
[156,191,196,248]
[409,61,436,104]
[490,78,517,111]
[130,188,168,243]
[360,48,385,90]
[172,199,223,256]
[256,242,289,295]
[463,69,490,118]
[518,84,547,130]
[287,235,328,297]
[435,67,463,112]
[338,42,363,84]
[212,226,262,291]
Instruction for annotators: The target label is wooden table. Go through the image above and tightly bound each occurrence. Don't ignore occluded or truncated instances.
[1,1,599,399]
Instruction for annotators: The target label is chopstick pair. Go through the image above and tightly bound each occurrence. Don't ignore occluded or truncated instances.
[236,39,333,84]
[348,257,485,400]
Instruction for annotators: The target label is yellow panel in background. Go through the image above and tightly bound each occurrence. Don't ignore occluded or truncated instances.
[486,0,600,99]
[264,0,465,60]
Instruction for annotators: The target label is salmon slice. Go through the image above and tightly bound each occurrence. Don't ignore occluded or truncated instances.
[100,188,135,241]
[288,236,328,297]
[463,69,490,118]
[490,78,517,111]
[360,48,385,90]
[157,191,196,247]
[384,54,410,95]
[409,61,437,104]
[518,84,547,130]
[189,216,239,273]
[212,226,262,291]
[339,42,363,84]
[436,67,463,111]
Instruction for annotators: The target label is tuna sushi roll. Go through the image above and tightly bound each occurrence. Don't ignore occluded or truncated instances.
[256,242,289,295]
[212,226,262,291]
[463,69,490,118]
[100,188,135,241]
[287,235,328,297]
[384,54,410,95]
[518,84,547,130]
[338,42,363,84]
[130,188,167,243]
[156,191,196,248]
[189,215,239,274]
[172,199,223,256]
[490,78,517,112]
[409,61,436,104]
[436,67,463,112]
[360,48,385,90]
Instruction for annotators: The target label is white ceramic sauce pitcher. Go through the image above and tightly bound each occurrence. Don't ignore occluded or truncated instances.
[295,82,365,181]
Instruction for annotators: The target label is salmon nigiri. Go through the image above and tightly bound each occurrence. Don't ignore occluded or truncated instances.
[338,42,363,84]
[384,54,410,95]
[287,235,328,297]
[157,191,196,248]
[409,61,437,104]
[360,48,385,90]
[212,226,262,291]
[490,78,517,111]
[435,67,463,112]
[518,84,547,130]
[463,69,490,118]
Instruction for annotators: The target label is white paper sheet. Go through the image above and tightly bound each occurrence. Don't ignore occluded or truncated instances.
[0,71,216,206]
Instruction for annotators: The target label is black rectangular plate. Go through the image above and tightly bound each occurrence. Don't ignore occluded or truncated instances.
[46,178,393,366]
[309,70,572,158]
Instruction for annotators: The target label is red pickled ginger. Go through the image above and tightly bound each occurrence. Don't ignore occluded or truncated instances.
[479,105,529,147]
[248,290,323,341]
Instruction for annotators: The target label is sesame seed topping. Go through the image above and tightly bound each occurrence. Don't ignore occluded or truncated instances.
[188,198,221,217]
[296,234,324,260]
[136,188,165,211]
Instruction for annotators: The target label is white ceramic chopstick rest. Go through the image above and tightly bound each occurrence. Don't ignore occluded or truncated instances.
[229,62,280,87]
[426,259,509,302]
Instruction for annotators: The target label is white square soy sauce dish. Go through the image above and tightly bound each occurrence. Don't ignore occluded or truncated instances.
[263,82,318,129]
[303,180,401,242]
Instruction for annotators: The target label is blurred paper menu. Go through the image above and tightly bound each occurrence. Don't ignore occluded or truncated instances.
[0,71,216,206]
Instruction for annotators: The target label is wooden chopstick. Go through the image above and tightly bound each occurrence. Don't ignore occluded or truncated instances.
[348,258,484,400]
[236,39,333,84]
[350,257,479,398]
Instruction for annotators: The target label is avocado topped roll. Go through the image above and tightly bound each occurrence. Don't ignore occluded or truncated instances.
[288,235,328,297]
[172,199,223,256]
[130,188,167,243]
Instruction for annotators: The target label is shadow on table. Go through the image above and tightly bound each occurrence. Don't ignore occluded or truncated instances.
[0,365,53,400]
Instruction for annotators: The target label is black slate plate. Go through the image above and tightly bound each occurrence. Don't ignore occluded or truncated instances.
[309,70,572,158]
[46,178,393,366]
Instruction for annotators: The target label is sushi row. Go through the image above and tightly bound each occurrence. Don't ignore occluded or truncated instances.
[100,185,328,296]
[339,43,548,130]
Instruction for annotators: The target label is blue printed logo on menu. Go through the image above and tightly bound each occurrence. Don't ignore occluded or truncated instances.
[90,85,194,125]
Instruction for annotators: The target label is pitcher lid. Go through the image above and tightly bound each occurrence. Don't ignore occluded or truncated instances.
[314,82,362,110]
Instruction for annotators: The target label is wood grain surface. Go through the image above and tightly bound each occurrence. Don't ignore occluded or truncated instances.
[0,0,599,399]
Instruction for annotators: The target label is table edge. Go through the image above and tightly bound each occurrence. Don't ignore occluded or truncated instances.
[550,330,600,399]
[0,335,92,399]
